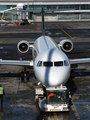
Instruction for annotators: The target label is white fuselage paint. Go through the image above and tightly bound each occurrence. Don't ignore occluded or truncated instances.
[32,36,71,87]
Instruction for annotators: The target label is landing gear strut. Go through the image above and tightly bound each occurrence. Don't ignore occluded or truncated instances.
[21,71,24,82]
[21,67,30,82]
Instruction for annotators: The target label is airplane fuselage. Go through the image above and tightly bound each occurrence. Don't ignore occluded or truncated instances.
[32,36,71,86]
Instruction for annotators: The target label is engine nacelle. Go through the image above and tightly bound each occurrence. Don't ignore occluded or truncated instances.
[17,40,30,53]
[59,39,73,52]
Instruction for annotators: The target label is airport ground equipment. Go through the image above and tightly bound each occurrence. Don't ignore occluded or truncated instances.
[35,85,71,112]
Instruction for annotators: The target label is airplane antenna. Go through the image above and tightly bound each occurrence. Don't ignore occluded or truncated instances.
[41,7,45,36]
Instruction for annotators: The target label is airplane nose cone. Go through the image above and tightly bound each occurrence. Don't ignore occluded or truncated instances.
[49,77,60,86]
[49,72,63,86]
[35,66,70,87]
[45,68,70,86]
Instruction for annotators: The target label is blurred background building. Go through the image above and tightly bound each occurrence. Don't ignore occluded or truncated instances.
[0,0,90,22]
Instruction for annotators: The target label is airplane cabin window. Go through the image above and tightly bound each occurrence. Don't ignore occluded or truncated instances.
[43,62,53,67]
[54,61,63,66]
[64,60,69,66]
[37,61,42,67]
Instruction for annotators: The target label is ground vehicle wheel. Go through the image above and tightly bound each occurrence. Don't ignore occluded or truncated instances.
[26,71,29,81]
[21,71,24,82]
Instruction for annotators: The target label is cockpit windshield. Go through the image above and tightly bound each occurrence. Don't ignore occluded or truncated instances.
[43,62,53,67]
[64,60,69,66]
[54,61,63,66]
[37,61,42,67]
[37,60,69,67]
[47,90,66,104]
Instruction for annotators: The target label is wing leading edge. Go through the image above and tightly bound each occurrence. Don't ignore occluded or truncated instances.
[70,58,90,64]
[0,59,33,66]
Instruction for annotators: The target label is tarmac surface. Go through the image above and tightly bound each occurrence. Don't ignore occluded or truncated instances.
[0,21,90,120]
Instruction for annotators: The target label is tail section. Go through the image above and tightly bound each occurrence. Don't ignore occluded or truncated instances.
[41,7,45,36]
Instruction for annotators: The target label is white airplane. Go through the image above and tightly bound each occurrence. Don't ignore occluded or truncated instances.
[0,7,90,86]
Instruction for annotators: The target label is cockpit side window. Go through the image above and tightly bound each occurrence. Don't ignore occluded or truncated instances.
[37,61,42,67]
[43,62,53,67]
[54,61,63,66]
[64,60,69,66]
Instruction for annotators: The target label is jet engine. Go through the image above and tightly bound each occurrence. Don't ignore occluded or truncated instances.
[17,40,30,53]
[60,39,73,52]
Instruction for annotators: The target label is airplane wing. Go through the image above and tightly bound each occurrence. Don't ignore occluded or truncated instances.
[70,58,90,64]
[0,59,33,66]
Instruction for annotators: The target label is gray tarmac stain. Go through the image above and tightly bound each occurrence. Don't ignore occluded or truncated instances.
[81,29,90,33]
[3,51,8,54]
[75,102,90,120]
[60,37,67,39]
[47,32,52,35]
[56,33,62,35]
[1,96,39,120]
[0,47,4,49]
[79,35,90,38]
[9,99,38,120]
[87,86,90,89]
